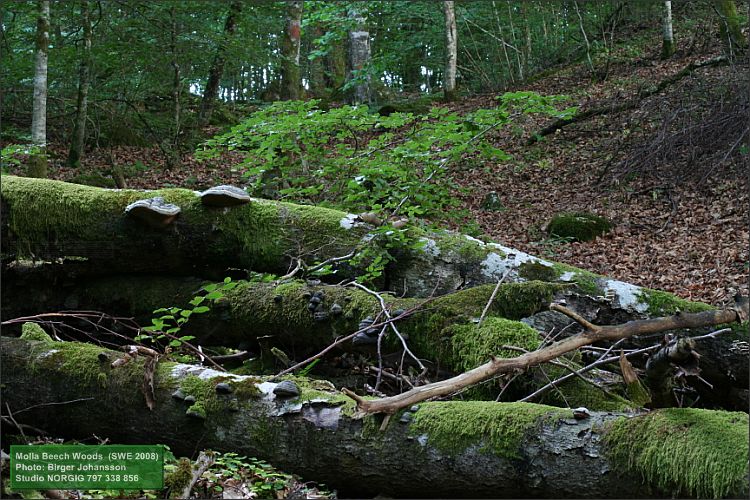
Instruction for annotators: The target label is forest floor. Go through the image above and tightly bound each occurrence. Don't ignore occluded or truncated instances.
[12,44,748,307]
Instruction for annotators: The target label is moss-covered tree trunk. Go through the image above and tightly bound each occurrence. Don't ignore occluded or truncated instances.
[3,335,747,498]
[1,175,713,307]
[67,0,92,168]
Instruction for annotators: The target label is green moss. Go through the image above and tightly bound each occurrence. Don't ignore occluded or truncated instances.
[69,172,116,188]
[179,375,224,416]
[20,323,54,344]
[410,401,569,458]
[547,211,612,242]
[164,458,192,495]
[637,288,714,315]
[624,380,651,408]
[230,377,262,399]
[518,261,559,282]
[603,408,749,498]
[447,318,541,373]
[549,261,603,295]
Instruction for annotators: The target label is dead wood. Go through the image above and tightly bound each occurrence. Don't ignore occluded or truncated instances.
[345,302,747,414]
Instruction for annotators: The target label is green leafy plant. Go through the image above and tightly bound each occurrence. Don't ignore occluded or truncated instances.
[1,143,41,172]
[136,277,238,349]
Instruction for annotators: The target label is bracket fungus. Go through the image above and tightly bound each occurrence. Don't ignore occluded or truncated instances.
[124,196,181,228]
[199,185,251,207]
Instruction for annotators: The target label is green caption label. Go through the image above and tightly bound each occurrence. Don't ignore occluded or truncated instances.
[10,445,164,490]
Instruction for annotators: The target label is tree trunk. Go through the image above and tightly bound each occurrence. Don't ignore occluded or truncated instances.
[308,26,326,97]
[29,0,50,178]
[1,175,709,307]
[280,1,303,100]
[170,5,181,147]
[443,1,458,101]
[67,0,92,168]
[324,34,347,93]
[661,1,675,59]
[347,5,371,105]
[3,335,747,498]
[713,0,747,58]
[197,1,242,128]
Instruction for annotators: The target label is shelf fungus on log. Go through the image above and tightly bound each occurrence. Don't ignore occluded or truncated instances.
[199,185,251,207]
[124,196,181,228]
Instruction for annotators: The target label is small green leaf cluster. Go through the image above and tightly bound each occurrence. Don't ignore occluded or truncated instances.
[1,143,41,172]
[136,277,238,349]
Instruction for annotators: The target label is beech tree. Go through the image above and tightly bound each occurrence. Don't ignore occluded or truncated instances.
[661,1,675,59]
[280,1,303,100]
[197,0,242,128]
[443,1,458,101]
[29,0,49,178]
[348,4,371,105]
[67,0,92,168]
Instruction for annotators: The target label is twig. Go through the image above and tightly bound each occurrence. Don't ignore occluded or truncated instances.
[477,269,511,326]
[4,403,28,443]
[349,282,427,376]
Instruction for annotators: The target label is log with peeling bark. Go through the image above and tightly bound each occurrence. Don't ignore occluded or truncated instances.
[2,334,747,499]
[0,175,715,306]
[3,266,747,410]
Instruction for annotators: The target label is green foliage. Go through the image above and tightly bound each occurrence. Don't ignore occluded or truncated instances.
[198,94,572,220]
[136,277,238,350]
[1,144,41,172]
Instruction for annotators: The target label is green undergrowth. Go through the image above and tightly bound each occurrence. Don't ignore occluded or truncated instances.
[410,401,569,459]
[603,408,749,498]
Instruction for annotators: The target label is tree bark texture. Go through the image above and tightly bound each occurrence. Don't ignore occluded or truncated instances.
[29,0,50,178]
[348,5,371,105]
[3,336,747,498]
[197,1,242,127]
[443,1,458,101]
[661,1,675,59]
[67,0,92,168]
[280,1,303,100]
[2,176,722,310]
[713,0,747,56]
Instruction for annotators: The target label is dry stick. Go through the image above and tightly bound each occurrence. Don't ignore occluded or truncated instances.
[521,328,733,403]
[271,305,423,379]
[349,281,427,375]
[343,303,747,414]
[477,269,511,326]
[5,403,28,443]
[180,451,215,500]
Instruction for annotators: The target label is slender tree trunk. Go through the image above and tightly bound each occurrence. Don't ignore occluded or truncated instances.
[67,0,92,168]
[29,0,49,178]
[661,1,675,59]
[170,5,181,146]
[713,0,747,58]
[198,1,242,128]
[443,1,458,101]
[325,36,347,91]
[280,1,303,100]
[347,5,371,105]
[308,26,326,97]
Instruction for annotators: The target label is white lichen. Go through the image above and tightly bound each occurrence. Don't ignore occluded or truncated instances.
[339,213,359,230]
[420,237,441,257]
[603,279,649,313]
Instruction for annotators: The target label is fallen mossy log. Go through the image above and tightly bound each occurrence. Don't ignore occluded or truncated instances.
[344,303,749,415]
[2,334,748,499]
[0,175,715,304]
[4,270,746,410]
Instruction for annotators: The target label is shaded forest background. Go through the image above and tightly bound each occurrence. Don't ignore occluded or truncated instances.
[1,0,748,303]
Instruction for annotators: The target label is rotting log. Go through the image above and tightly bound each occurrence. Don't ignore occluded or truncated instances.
[0,175,717,305]
[344,303,749,415]
[3,268,747,410]
[2,334,748,499]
